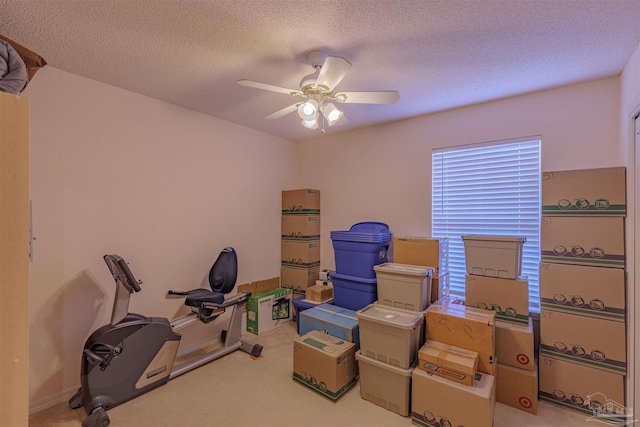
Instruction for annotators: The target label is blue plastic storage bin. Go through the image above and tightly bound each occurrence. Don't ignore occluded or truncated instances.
[292,296,333,334]
[331,272,378,311]
[331,222,392,279]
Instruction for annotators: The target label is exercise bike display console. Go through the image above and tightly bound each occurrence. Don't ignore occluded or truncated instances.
[69,247,262,427]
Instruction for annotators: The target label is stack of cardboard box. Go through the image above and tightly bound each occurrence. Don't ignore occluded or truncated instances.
[412,300,497,427]
[539,167,627,422]
[280,189,321,293]
[392,236,449,303]
[461,235,537,414]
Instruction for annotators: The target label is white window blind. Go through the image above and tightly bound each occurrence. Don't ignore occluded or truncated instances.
[432,137,541,311]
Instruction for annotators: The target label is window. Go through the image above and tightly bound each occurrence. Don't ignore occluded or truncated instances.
[432,136,541,311]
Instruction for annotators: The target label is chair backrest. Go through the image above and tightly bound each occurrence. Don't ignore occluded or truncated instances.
[208,247,238,294]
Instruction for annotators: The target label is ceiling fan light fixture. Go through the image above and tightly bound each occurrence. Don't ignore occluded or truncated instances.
[301,117,318,129]
[321,102,343,126]
[297,99,318,121]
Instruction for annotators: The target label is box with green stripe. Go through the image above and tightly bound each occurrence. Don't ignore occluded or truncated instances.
[292,330,357,402]
[539,355,626,423]
[540,263,625,322]
[541,167,626,217]
[464,274,529,325]
[540,309,626,374]
[541,216,625,269]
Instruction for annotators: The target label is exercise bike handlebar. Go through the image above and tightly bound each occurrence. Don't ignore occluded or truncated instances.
[104,254,142,293]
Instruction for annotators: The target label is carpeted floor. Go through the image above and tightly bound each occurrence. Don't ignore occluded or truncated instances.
[29,321,595,427]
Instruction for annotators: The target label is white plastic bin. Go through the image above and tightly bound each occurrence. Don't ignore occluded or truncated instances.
[373,263,433,311]
[356,351,415,417]
[461,235,526,279]
[356,303,424,369]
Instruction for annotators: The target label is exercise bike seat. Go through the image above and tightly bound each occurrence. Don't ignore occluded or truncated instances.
[182,247,238,322]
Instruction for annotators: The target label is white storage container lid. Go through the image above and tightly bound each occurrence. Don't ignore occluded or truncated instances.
[373,262,433,277]
[356,303,424,329]
[461,235,527,243]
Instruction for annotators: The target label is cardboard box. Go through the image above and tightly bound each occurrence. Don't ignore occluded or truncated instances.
[305,283,333,302]
[293,330,357,401]
[495,319,535,371]
[496,362,538,414]
[540,216,625,269]
[431,273,450,304]
[245,288,292,335]
[282,188,320,214]
[411,368,495,427]
[392,236,449,278]
[356,350,415,416]
[540,309,626,374]
[461,235,526,279]
[281,214,320,239]
[539,262,625,322]
[418,339,479,386]
[280,265,320,291]
[539,355,626,423]
[281,239,320,267]
[542,167,626,217]
[465,274,529,325]
[237,277,280,296]
[425,302,496,374]
[299,303,360,347]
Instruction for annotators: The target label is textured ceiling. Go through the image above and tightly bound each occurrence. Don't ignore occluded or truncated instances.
[1,0,640,142]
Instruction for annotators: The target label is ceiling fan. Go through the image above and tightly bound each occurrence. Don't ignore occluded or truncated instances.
[238,51,400,130]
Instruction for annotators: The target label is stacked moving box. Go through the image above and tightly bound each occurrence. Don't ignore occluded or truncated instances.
[281,189,321,292]
[461,235,537,414]
[413,300,497,427]
[539,167,628,423]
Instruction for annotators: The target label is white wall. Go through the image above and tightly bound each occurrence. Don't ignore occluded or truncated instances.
[23,67,297,410]
[298,77,622,270]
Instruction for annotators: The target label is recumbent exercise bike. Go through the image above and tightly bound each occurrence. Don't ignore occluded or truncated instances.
[69,247,262,427]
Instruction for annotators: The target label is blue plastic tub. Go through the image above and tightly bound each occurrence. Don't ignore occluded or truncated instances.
[292,296,333,334]
[331,272,378,311]
[331,222,392,279]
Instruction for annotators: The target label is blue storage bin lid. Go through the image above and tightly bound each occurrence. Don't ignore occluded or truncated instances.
[350,221,389,233]
[330,271,378,284]
[330,221,392,243]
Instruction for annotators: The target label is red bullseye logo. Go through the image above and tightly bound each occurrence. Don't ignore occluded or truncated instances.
[519,396,532,408]
[517,354,530,365]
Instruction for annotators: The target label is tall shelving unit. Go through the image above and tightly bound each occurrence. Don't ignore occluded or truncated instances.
[0,91,30,426]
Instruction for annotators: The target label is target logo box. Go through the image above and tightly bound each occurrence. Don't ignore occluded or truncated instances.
[496,361,538,415]
[540,309,626,375]
[495,319,535,371]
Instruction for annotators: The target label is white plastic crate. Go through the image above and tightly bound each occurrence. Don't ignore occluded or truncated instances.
[461,235,526,279]
[373,263,433,311]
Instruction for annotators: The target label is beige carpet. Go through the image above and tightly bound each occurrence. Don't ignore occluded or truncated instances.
[29,321,594,427]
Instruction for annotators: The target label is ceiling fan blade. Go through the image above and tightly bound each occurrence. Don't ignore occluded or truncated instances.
[264,103,300,119]
[238,79,302,96]
[315,56,352,91]
[334,90,400,104]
